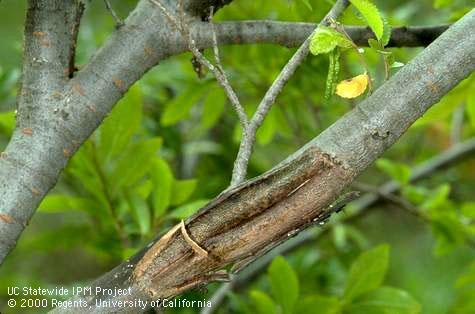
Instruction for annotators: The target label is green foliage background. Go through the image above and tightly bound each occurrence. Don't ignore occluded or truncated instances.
[0,0,474,313]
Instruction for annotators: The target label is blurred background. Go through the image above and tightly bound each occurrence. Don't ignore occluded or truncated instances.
[0,0,474,313]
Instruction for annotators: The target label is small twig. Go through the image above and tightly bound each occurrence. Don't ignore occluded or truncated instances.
[103,0,124,28]
[333,21,374,93]
[150,0,250,186]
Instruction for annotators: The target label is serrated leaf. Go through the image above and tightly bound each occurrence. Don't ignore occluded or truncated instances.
[346,286,421,314]
[344,244,390,302]
[168,199,209,219]
[381,15,392,47]
[250,290,277,314]
[310,26,352,56]
[170,179,197,206]
[268,256,299,314]
[150,159,174,219]
[336,73,369,99]
[350,0,384,41]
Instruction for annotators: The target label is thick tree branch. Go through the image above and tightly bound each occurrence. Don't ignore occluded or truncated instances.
[0,0,84,264]
[192,22,449,49]
[0,0,464,267]
[202,137,475,314]
[49,10,474,313]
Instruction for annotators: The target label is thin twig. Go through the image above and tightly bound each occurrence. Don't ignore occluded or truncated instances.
[229,0,351,185]
[103,0,124,27]
[150,0,248,128]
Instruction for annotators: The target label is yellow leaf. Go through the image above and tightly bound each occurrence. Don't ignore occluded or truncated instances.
[336,73,369,99]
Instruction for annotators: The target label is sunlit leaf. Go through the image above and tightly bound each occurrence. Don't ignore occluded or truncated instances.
[310,26,352,56]
[350,0,384,40]
[336,73,369,99]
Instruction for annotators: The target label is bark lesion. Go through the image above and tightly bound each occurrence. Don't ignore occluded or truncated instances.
[131,147,353,298]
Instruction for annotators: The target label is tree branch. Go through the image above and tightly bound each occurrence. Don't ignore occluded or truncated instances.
[49,10,474,313]
[0,0,84,264]
[230,0,351,185]
[191,22,449,49]
[202,137,475,314]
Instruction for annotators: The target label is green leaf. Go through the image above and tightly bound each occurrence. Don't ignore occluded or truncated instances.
[150,158,174,219]
[126,194,151,235]
[310,26,352,56]
[0,110,15,136]
[350,0,384,41]
[433,0,454,9]
[268,256,299,314]
[250,290,277,314]
[462,202,475,219]
[257,107,278,145]
[161,85,206,126]
[201,88,226,129]
[109,138,162,196]
[168,199,209,219]
[170,179,197,206]
[301,0,313,10]
[296,295,341,314]
[421,184,450,211]
[430,214,465,255]
[401,185,429,205]
[346,286,421,314]
[39,194,100,217]
[99,85,142,163]
[381,15,392,47]
[376,159,411,185]
[344,244,390,302]
[455,261,475,288]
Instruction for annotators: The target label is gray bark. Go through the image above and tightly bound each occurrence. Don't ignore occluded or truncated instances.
[48,9,475,314]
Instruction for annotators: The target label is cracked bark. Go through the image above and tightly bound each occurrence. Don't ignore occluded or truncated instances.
[48,9,475,314]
